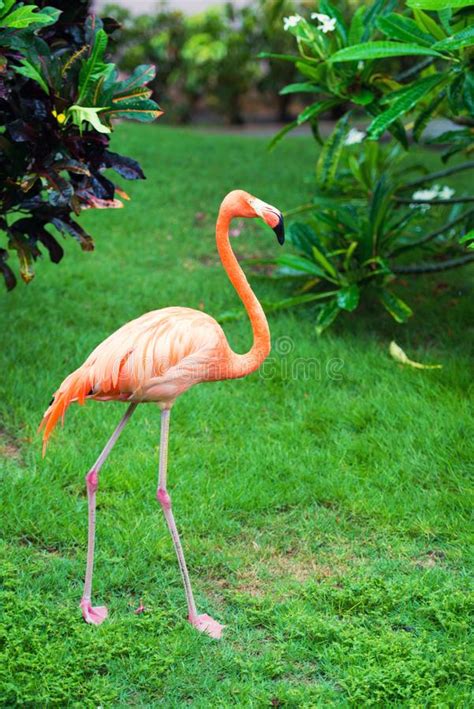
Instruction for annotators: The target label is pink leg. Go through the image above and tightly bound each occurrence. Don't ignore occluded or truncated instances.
[80,403,137,625]
[157,408,224,639]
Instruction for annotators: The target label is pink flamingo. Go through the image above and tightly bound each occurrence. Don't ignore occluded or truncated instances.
[40,190,284,639]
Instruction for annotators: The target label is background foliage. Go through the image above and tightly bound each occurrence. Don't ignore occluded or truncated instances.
[106,0,301,124]
[261,0,474,332]
[0,0,161,289]
[1,124,472,706]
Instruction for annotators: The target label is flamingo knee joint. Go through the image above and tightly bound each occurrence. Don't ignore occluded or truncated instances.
[86,469,98,494]
[157,488,171,510]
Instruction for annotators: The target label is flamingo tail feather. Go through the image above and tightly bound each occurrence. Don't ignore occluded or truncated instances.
[39,367,92,456]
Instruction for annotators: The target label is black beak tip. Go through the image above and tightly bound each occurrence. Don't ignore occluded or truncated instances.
[273,213,285,245]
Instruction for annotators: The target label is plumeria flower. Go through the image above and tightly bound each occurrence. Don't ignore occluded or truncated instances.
[412,187,439,202]
[311,12,337,33]
[438,185,455,200]
[411,184,455,212]
[412,185,455,202]
[345,128,365,146]
[283,15,302,31]
[411,187,439,212]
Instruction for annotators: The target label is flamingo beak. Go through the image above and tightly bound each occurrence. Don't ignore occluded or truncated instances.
[252,199,285,245]
[272,213,285,245]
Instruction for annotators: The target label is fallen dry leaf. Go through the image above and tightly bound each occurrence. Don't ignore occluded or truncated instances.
[389,341,442,370]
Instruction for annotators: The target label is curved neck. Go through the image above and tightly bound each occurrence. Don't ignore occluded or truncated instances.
[216,206,270,378]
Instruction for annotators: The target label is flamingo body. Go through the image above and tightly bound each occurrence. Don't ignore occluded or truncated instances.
[40,307,231,450]
[40,190,284,639]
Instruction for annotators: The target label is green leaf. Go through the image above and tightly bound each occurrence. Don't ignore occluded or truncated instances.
[286,222,318,256]
[362,0,398,40]
[337,285,360,312]
[329,41,443,63]
[438,9,452,35]
[104,98,162,123]
[0,0,16,19]
[315,299,341,335]
[376,14,435,46]
[367,104,408,149]
[219,291,337,322]
[11,236,34,283]
[111,64,156,97]
[0,4,59,28]
[316,114,350,190]
[413,90,446,141]
[460,230,474,249]
[320,0,347,42]
[379,289,413,323]
[407,0,473,8]
[14,58,49,93]
[110,86,152,105]
[296,61,323,81]
[279,82,322,95]
[263,291,338,313]
[78,29,111,105]
[412,9,446,41]
[463,72,474,115]
[352,89,375,106]
[268,121,298,151]
[348,5,366,44]
[312,245,338,280]
[369,175,392,244]
[432,25,474,51]
[68,105,111,134]
[277,253,326,278]
[367,74,446,140]
[297,98,340,126]
[258,51,301,63]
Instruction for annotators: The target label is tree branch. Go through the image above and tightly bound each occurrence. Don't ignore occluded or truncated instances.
[398,161,474,191]
[391,208,474,256]
[393,253,474,274]
[394,196,474,205]
[396,57,434,82]
[451,117,474,128]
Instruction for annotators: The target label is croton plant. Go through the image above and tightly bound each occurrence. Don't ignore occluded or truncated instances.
[0,0,162,290]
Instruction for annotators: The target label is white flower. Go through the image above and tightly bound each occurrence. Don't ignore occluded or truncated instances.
[283,15,302,31]
[345,128,365,146]
[410,184,455,212]
[438,185,455,200]
[412,184,455,202]
[311,12,337,33]
[412,187,439,202]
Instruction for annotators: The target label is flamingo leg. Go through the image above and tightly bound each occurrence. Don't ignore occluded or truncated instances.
[156,408,225,639]
[80,402,137,625]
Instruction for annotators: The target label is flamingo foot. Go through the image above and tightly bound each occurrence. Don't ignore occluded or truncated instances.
[80,599,108,625]
[189,613,225,639]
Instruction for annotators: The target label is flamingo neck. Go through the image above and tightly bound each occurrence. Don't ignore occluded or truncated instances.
[216,207,270,378]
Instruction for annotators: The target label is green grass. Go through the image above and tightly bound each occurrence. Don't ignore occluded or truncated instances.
[1,124,473,707]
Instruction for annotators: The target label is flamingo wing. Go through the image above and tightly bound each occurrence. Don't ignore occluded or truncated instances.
[40,307,226,452]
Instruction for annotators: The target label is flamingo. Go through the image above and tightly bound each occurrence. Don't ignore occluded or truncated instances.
[40,189,284,639]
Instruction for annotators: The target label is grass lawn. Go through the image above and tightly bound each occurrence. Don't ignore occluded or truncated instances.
[1,124,473,707]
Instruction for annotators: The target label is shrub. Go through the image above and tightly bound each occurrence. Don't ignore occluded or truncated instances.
[103,3,186,120]
[0,1,162,290]
[105,1,302,125]
[262,0,474,331]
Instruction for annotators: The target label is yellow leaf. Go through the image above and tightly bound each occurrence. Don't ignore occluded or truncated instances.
[389,341,442,370]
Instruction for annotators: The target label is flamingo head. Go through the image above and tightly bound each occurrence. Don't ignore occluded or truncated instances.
[223,189,285,245]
